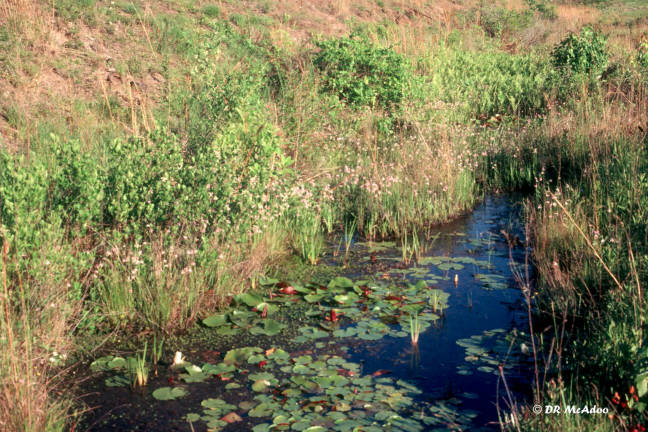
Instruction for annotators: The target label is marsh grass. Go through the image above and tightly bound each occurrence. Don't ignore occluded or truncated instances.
[127,342,149,389]
[0,239,75,432]
[292,214,324,265]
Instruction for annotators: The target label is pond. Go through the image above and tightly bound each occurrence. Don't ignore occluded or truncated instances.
[79,195,534,432]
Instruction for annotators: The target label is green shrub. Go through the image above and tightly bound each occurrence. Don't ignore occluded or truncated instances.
[103,130,186,230]
[552,27,608,74]
[313,35,408,109]
[50,135,104,230]
[0,152,50,253]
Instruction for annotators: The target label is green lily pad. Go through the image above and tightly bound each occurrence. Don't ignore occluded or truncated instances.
[329,277,354,289]
[304,293,325,303]
[107,357,127,370]
[252,379,273,392]
[224,347,263,366]
[249,319,286,336]
[202,313,228,328]
[249,402,274,417]
[152,386,188,400]
[186,413,201,422]
[236,292,264,308]
[105,375,129,387]
[201,398,236,412]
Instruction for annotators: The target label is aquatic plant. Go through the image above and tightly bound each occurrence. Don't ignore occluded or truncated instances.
[409,314,422,345]
[151,334,164,366]
[429,289,450,314]
[127,342,149,389]
[342,218,356,258]
[293,213,324,265]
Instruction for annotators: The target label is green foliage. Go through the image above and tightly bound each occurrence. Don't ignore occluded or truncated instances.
[53,0,96,22]
[637,40,648,70]
[103,131,186,229]
[313,35,408,109]
[202,4,220,18]
[479,6,532,38]
[525,0,557,20]
[427,47,552,118]
[551,27,608,74]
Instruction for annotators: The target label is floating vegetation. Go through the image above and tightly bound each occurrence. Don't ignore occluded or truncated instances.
[456,328,530,376]
[474,273,509,290]
[152,386,188,401]
[176,348,469,432]
[355,241,397,253]
[199,276,447,345]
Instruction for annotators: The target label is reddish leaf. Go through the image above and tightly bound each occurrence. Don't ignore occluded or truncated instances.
[221,412,242,424]
[330,309,338,322]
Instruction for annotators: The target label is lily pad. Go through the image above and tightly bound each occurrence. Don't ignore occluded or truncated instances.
[152,386,188,401]
[224,347,263,366]
[202,313,228,328]
[249,319,286,337]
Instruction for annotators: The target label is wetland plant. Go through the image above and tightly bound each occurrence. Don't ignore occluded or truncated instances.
[127,342,149,389]
[343,218,356,258]
[430,289,450,314]
[400,230,420,265]
[294,216,324,265]
[409,314,422,345]
[151,335,164,375]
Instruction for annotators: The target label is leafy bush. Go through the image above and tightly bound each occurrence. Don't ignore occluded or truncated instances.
[552,27,608,74]
[103,130,186,230]
[313,35,408,109]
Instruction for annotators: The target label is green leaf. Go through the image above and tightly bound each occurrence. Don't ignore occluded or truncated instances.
[329,276,354,289]
[636,371,648,398]
[224,347,263,366]
[203,313,228,327]
[236,292,264,308]
[152,386,188,400]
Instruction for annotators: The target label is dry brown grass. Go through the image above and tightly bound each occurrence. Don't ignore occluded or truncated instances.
[0,0,49,32]
[556,4,600,26]
[0,239,78,432]
[543,81,648,143]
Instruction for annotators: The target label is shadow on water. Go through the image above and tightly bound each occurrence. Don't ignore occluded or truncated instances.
[78,194,534,431]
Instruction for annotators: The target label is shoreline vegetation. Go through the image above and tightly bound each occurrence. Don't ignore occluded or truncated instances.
[1,0,648,430]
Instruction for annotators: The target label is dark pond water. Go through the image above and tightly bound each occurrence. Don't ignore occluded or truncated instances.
[78,195,534,432]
